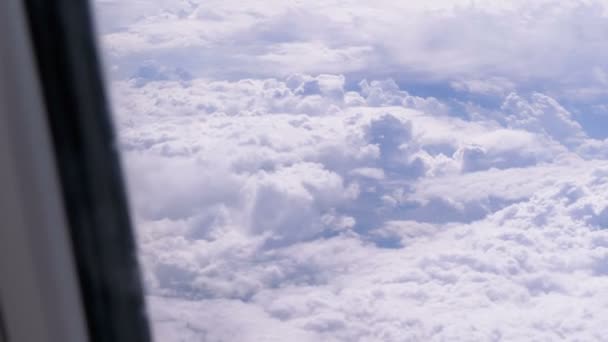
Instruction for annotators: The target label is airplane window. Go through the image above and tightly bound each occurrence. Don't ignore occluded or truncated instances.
[91,1,608,341]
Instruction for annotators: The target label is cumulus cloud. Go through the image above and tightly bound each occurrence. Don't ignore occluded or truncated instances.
[500,92,586,145]
[106,73,608,341]
[93,0,608,341]
[97,1,608,114]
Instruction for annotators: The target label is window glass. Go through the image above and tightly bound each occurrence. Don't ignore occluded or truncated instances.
[94,1,608,340]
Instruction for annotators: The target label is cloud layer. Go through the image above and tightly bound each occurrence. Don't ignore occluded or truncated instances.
[94,1,608,341]
[107,74,608,341]
[97,0,608,122]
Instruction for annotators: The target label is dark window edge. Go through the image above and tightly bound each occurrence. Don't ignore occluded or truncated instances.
[21,1,151,341]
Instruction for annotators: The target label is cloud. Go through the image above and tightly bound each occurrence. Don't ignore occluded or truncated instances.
[500,92,586,145]
[96,0,608,140]
[451,77,515,96]
[97,1,608,104]
[92,0,608,340]
[104,72,608,340]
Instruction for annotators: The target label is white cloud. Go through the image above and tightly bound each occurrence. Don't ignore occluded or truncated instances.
[93,0,608,340]
[104,74,608,340]
[97,0,608,106]
[451,77,515,96]
[501,92,586,145]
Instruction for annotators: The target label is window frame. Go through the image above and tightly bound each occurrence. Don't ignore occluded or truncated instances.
[0,0,151,341]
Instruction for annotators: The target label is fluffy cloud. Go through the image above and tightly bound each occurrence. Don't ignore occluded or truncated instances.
[501,93,586,145]
[97,0,608,115]
[94,0,608,341]
[107,74,608,341]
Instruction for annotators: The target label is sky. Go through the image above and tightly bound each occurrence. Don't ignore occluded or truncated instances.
[94,1,608,340]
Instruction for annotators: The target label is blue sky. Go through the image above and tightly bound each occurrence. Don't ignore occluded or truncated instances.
[95,1,608,340]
